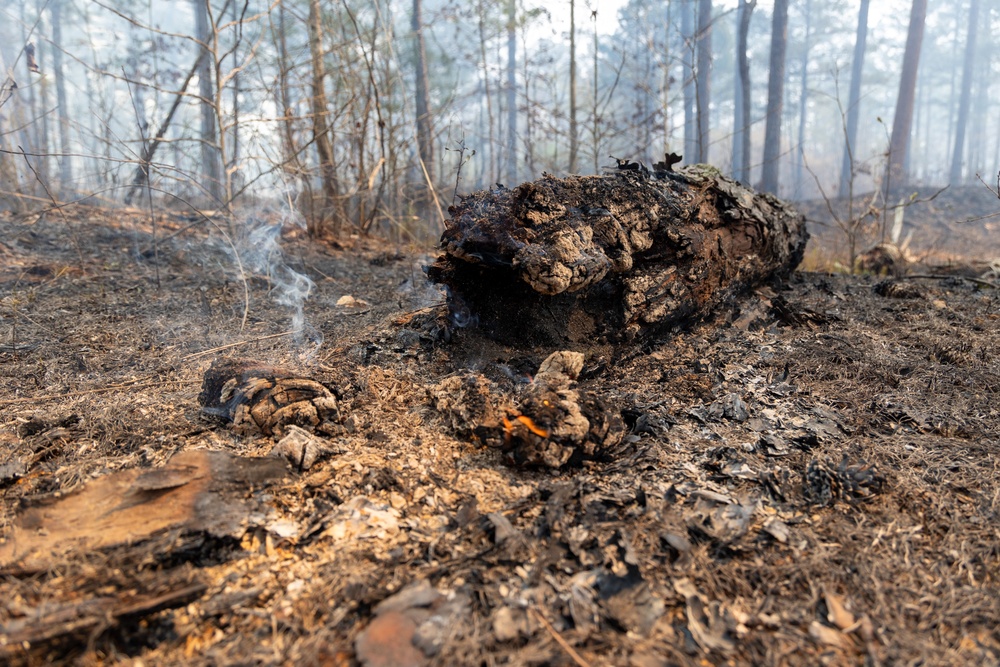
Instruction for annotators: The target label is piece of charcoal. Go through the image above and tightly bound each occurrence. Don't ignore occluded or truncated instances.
[804,456,885,506]
[428,373,505,440]
[874,279,923,299]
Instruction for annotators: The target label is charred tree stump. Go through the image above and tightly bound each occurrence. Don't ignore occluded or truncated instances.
[427,165,808,347]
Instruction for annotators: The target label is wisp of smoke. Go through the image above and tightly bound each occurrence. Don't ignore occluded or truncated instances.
[235,205,322,355]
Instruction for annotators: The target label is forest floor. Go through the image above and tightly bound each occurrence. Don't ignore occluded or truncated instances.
[0,187,998,666]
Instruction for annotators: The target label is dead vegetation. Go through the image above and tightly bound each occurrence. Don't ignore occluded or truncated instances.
[1,204,999,666]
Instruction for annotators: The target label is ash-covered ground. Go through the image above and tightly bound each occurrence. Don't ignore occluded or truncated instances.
[0,204,998,666]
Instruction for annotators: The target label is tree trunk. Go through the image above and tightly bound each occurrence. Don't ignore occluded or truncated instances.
[681,0,696,163]
[694,0,712,163]
[428,167,807,349]
[792,0,811,198]
[591,9,599,173]
[476,0,495,186]
[412,0,435,188]
[36,40,52,191]
[32,0,52,192]
[838,0,869,199]
[945,7,961,168]
[124,51,207,206]
[886,0,928,189]
[0,46,25,212]
[505,0,517,186]
[568,0,578,174]
[229,0,240,173]
[949,0,978,185]
[661,2,672,155]
[51,0,72,193]
[275,1,299,178]
[193,0,221,203]
[732,0,755,184]
[759,0,788,195]
[968,21,991,180]
[307,0,340,235]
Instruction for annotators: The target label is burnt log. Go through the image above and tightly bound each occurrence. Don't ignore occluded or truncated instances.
[427,166,808,347]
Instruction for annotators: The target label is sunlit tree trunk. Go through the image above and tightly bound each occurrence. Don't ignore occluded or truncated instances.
[505,0,517,186]
[949,0,978,185]
[694,0,712,163]
[307,0,340,234]
[51,0,72,193]
[887,0,928,188]
[792,0,811,198]
[412,0,435,187]
[759,0,787,195]
[681,0,696,162]
[732,0,755,184]
[838,0,869,198]
[274,1,298,177]
[568,0,578,174]
[193,0,221,202]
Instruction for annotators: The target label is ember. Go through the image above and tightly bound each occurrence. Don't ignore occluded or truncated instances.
[496,351,626,468]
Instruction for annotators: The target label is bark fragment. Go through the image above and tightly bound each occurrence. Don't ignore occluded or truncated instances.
[0,450,288,572]
[427,166,807,348]
[199,359,340,437]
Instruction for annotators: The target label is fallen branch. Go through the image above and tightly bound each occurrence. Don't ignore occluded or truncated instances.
[901,274,998,289]
[530,606,593,667]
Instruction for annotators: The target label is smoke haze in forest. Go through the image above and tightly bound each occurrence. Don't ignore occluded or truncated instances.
[0,0,995,238]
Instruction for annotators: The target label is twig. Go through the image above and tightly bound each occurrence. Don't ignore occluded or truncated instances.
[900,274,998,289]
[418,156,446,233]
[181,331,297,360]
[0,380,185,407]
[17,146,86,267]
[529,607,592,667]
[975,171,1000,199]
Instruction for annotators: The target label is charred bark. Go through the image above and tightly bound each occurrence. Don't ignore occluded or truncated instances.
[427,166,807,348]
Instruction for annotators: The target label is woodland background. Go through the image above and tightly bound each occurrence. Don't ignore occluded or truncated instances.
[0,0,996,243]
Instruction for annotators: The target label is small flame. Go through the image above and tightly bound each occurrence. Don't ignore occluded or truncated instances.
[502,414,550,441]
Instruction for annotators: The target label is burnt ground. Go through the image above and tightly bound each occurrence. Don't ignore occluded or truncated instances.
[0,201,998,666]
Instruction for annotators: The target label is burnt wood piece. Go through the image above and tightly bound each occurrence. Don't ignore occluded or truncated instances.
[199,359,339,437]
[0,582,208,660]
[0,450,289,572]
[427,166,807,347]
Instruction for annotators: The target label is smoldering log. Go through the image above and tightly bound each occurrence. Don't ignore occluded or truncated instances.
[427,165,808,346]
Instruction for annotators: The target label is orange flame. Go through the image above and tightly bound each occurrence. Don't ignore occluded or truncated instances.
[501,414,550,440]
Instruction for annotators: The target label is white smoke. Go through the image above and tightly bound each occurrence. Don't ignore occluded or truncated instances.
[233,203,322,356]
